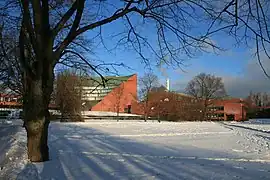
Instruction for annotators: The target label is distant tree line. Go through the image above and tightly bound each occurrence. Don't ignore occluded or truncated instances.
[246,91,270,107]
[245,91,270,119]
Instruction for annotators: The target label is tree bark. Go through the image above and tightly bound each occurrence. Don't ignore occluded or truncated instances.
[23,73,52,162]
[25,118,49,162]
[144,99,148,122]
[202,99,208,121]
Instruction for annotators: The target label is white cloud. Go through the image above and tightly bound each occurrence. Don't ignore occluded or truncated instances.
[224,58,270,97]
[171,56,270,97]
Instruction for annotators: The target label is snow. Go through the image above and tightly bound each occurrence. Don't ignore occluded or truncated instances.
[7,109,22,119]
[1,119,270,179]
[220,120,270,159]
[239,119,270,132]
[0,119,28,180]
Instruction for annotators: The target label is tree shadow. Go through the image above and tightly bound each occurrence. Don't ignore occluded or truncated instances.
[244,119,270,125]
[0,123,27,179]
[17,122,270,180]
[220,122,270,134]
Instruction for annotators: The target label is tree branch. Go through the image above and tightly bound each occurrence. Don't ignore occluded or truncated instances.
[52,0,80,37]
[61,50,107,87]
[54,5,143,60]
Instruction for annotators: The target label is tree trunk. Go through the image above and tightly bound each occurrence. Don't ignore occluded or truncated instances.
[25,118,49,162]
[144,101,148,122]
[202,99,208,121]
[23,74,52,162]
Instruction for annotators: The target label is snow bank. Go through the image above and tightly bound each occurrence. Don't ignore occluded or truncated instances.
[247,119,270,125]
[0,120,28,179]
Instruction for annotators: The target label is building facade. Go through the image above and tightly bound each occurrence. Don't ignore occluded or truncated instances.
[207,98,247,121]
[138,90,247,121]
[82,74,138,113]
[0,74,248,120]
[0,93,21,107]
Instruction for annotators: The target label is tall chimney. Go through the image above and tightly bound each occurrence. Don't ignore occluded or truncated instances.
[166,78,170,91]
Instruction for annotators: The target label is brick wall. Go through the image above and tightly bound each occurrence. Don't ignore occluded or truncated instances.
[209,99,247,121]
[91,74,138,113]
[224,102,246,121]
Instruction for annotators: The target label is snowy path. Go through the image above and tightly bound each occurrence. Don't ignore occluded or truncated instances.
[1,120,270,179]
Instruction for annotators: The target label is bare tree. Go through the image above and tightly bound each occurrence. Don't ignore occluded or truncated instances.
[246,91,270,107]
[262,92,270,107]
[0,0,269,162]
[139,73,159,121]
[185,73,226,120]
[0,28,23,95]
[147,91,202,121]
[113,83,125,117]
[56,70,84,122]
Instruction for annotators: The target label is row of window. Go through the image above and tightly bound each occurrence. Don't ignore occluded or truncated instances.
[82,93,107,97]
[206,113,224,118]
[208,106,224,111]
[82,96,103,101]
[81,86,115,90]
[0,97,19,102]
[82,89,112,94]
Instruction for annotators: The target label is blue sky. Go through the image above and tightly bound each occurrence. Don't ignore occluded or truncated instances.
[83,10,270,98]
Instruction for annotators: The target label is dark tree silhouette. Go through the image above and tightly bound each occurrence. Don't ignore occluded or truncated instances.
[186,73,227,120]
[139,72,159,121]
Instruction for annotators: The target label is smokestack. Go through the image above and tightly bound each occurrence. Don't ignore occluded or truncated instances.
[166,78,170,91]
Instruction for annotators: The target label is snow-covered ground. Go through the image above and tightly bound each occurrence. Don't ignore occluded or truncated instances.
[0,119,28,179]
[1,119,270,180]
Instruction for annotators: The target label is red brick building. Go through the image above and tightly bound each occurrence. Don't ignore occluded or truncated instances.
[135,90,247,121]
[207,98,247,121]
[91,74,138,113]
[0,74,248,121]
[0,93,21,108]
[0,75,140,113]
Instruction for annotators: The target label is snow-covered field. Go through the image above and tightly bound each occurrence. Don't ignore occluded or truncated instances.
[0,119,270,180]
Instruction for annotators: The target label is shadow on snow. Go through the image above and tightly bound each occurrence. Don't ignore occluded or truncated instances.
[17,122,270,180]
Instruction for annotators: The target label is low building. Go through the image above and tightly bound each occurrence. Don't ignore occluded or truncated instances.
[138,90,247,121]
[207,98,247,121]
[0,93,21,108]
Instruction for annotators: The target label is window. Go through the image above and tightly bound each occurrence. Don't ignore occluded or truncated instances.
[206,113,224,120]
[208,106,224,111]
